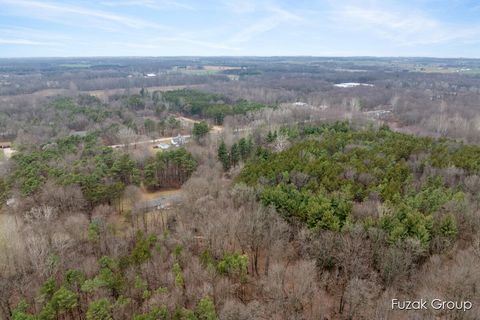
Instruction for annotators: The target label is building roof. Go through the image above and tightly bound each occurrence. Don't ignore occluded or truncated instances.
[171,134,186,145]
[155,143,170,149]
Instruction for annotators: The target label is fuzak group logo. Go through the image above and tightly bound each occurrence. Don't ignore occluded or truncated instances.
[392,299,472,312]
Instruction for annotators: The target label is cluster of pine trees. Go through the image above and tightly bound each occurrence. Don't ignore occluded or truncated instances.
[236,124,474,247]
[217,137,254,171]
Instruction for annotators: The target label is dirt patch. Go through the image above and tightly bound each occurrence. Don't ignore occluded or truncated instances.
[176,116,224,133]
[141,188,182,201]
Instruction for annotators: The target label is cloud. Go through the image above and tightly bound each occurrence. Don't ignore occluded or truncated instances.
[0,0,168,30]
[0,26,73,41]
[329,3,480,46]
[228,2,304,43]
[230,17,286,43]
[158,37,239,50]
[99,0,194,11]
[100,37,239,56]
[0,38,61,46]
[338,6,438,32]
[224,1,257,14]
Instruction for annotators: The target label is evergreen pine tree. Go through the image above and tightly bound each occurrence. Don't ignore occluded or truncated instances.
[217,141,230,170]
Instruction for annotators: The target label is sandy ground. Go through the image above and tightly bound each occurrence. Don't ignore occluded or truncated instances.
[141,188,182,201]
[3,147,15,159]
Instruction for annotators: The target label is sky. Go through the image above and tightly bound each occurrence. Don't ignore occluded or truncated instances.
[1,0,480,58]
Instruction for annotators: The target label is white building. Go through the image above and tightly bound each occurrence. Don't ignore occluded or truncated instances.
[171,134,187,146]
[154,143,170,150]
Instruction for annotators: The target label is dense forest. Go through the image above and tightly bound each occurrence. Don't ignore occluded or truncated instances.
[238,123,473,246]
[2,57,480,319]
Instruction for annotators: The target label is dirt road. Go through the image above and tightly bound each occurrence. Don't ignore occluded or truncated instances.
[109,135,191,149]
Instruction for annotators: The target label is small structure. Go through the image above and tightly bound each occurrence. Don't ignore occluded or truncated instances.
[145,197,169,210]
[154,143,170,150]
[171,134,187,146]
[145,73,156,77]
[293,102,308,107]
